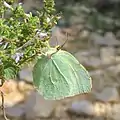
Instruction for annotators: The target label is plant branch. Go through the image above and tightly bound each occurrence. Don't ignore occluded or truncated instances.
[16,38,35,52]
[0,78,9,120]
[1,91,9,120]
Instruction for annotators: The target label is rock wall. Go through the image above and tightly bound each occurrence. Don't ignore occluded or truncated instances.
[1,0,120,120]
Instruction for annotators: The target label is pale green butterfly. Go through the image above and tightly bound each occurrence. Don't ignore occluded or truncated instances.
[33,36,92,100]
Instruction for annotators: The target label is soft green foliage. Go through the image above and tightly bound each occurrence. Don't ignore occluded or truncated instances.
[3,63,17,80]
[0,0,59,80]
[33,48,92,100]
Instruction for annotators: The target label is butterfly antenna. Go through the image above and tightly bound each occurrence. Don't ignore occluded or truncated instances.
[57,32,68,51]
[51,33,69,57]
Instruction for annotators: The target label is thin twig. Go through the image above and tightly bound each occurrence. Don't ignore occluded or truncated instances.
[0,78,9,120]
[1,91,9,120]
[1,0,5,19]
[16,29,45,52]
[16,39,34,52]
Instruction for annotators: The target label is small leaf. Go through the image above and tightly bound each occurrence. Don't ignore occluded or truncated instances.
[33,48,92,100]
[3,64,17,80]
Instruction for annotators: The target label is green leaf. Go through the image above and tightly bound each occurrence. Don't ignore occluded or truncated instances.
[4,64,17,80]
[33,48,92,100]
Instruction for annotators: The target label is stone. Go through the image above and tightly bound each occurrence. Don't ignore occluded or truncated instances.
[86,57,102,68]
[68,100,94,116]
[22,0,43,13]
[54,105,69,118]
[104,32,120,46]
[18,81,33,92]
[89,32,120,47]
[0,80,17,94]
[111,104,120,120]
[116,30,120,39]
[100,47,116,64]
[6,103,25,117]
[0,80,24,107]
[24,90,57,119]
[94,103,120,120]
[18,67,33,82]
[3,91,24,107]
[89,33,105,46]
[74,51,89,63]
[94,87,119,102]
[94,102,112,117]
[80,30,90,39]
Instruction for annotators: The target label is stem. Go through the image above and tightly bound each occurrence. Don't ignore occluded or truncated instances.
[16,38,34,52]
[18,53,37,66]
[1,91,9,120]
[0,77,9,120]
[16,28,47,52]
[1,0,5,19]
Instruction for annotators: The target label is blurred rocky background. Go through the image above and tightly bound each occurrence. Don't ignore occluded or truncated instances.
[1,0,120,120]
